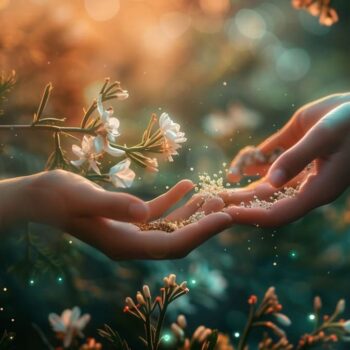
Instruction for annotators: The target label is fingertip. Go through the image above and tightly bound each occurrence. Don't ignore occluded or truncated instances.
[267,168,288,188]
[176,179,195,192]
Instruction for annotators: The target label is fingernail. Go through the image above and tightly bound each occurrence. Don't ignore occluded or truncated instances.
[229,166,239,175]
[129,203,149,222]
[268,168,287,187]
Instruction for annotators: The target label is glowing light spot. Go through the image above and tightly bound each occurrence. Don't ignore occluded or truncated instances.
[3,287,7,292]
[190,279,197,285]
[160,12,191,39]
[57,277,63,283]
[223,81,227,86]
[276,48,311,81]
[11,318,15,322]
[85,0,120,21]
[29,280,34,286]
[190,167,194,171]
[69,240,73,244]
[308,314,316,321]
[0,307,4,311]
[200,0,230,16]
[235,9,266,39]
[290,250,298,258]
[273,262,277,266]
[163,333,171,342]
[234,332,240,338]
[0,0,10,11]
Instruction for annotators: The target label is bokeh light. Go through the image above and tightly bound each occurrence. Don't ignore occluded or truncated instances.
[235,8,267,39]
[84,0,120,21]
[276,48,311,81]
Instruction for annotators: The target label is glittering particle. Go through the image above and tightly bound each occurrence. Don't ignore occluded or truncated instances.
[57,277,63,283]
[223,81,227,86]
[69,240,73,244]
[308,314,316,321]
[11,318,15,322]
[3,287,7,292]
[290,250,298,258]
[29,280,34,286]
[234,332,240,338]
[0,307,4,311]
[190,279,197,285]
[190,167,194,171]
[273,262,277,266]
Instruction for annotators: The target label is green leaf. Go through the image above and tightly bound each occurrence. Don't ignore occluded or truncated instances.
[33,83,53,124]
[98,324,131,350]
[0,70,16,115]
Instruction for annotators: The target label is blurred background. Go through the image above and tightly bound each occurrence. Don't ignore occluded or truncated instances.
[1,0,350,348]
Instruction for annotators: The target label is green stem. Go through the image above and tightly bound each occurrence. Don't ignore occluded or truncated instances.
[0,123,97,135]
[238,304,255,350]
[154,301,168,350]
[145,314,153,350]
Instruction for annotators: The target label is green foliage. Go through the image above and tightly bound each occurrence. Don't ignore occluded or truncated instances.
[98,325,131,350]
[0,331,15,350]
[8,228,64,283]
[0,71,16,115]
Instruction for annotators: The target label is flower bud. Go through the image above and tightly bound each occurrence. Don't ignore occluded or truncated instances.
[169,274,176,286]
[314,296,322,311]
[136,292,145,305]
[180,281,187,290]
[125,297,136,309]
[163,277,169,288]
[336,299,346,314]
[143,285,151,299]
[177,315,187,329]
[274,313,292,327]
[171,323,184,338]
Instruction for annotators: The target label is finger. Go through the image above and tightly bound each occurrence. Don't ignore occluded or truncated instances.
[165,195,204,221]
[202,197,225,214]
[224,157,347,227]
[147,180,194,220]
[222,170,309,206]
[75,188,150,223]
[134,212,231,259]
[266,119,340,188]
[227,164,270,183]
[69,213,232,260]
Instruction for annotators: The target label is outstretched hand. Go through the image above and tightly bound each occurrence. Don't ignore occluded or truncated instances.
[0,170,232,259]
[223,93,350,227]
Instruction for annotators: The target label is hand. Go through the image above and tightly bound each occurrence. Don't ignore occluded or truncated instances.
[223,94,350,227]
[0,170,232,259]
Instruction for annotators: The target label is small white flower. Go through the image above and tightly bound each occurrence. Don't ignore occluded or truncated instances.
[48,306,91,348]
[343,320,350,332]
[104,142,126,158]
[145,157,159,172]
[97,95,121,142]
[71,135,104,174]
[109,158,135,188]
[115,89,129,100]
[159,113,186,161]
[274,313,292,327]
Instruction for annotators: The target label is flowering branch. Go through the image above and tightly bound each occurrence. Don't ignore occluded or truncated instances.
[122,274,189,350]
[0,77,186,188]
[238,287,292,350]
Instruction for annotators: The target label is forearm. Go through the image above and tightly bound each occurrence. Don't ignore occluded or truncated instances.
[0,175,34,229]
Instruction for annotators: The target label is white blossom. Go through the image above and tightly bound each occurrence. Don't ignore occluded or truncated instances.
[343,320,350,332]
[97,95,121,142]
[109,158,135,188]
[71,135,104,174]
[159,113,186,161]
[48,306,90,348]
